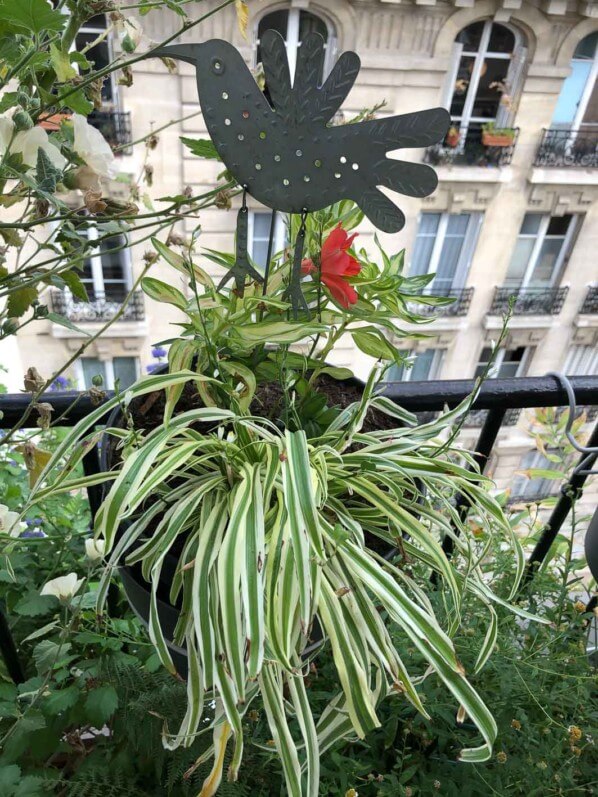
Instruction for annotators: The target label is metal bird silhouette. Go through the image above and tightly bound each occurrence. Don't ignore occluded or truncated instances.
[147,31,449,307]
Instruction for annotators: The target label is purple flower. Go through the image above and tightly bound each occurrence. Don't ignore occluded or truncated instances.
[146,363,161,374]
[20,529,46,539]
[151,347,167,359]
[49,376,69,391]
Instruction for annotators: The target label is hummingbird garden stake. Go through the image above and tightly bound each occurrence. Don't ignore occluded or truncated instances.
[146,30,449,314]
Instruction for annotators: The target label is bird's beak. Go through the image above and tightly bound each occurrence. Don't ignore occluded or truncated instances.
[143,44,198,65]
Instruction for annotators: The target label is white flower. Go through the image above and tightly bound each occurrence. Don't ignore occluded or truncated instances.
[0,504,26,538]
[12,127,66,170]
[0,116,14,157]
[40,573,83,602]
[72,113,117,179]
[85,538,106,562]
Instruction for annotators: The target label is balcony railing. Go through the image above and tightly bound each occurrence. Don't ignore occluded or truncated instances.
[580,285,598,314]
[534,127,598,168]
[424,123,518,168]
[464,407,521,428]
[51,289,145,322]
[407,287,474,318]
[490,286,569,316]
[88,110,132,153]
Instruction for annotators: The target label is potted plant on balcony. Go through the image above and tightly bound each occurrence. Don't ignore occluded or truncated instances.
[26,201,536,797]
[445,125,461,148]
[481,121,516,147]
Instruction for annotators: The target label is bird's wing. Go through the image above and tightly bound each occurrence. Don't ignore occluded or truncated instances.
[292,32,326,126]
[260,29,293,121]
[312,51,360,124]
[357,108,451,150]
[357,188,406,234]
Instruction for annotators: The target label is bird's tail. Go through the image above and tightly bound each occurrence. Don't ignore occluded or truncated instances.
[143,44,198,65]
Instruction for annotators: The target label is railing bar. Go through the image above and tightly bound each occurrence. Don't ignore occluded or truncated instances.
[0,605,26,684]
[442,407,507,557]
[83,446,104,520]
[522,419,598,584]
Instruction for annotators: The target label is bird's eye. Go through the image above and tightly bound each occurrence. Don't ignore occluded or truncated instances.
[211,58,224,74]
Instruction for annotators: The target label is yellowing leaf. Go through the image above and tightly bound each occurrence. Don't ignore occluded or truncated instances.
[17,443,52,487]
[235,0,249,41]
[50,43,77,82]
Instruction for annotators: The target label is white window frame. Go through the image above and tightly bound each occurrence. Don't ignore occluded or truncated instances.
[572,36,598,131]
[248,210,287,269]
[82,226,133,298]
[77,356,139,390]
[76,14,118,110]
[508,214,577,289]
[255,6,336,79]
[410,212,482,291]
[476,345,531,379]
[449,21,524,130]
[390,349,445,383]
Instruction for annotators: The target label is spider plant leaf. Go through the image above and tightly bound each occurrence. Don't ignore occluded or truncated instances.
[258,665,302,797]
[286,667,319,797]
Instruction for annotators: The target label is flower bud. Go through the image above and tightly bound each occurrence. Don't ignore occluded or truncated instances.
[13,110,33,131]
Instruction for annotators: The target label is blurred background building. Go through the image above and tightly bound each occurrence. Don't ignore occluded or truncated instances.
[6,0,598,503]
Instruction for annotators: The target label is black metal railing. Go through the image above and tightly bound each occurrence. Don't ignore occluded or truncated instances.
[580,285,598,314]
[490,286,569,315]
[408,287,474,318]
[464,407,521,428]
[424,122,519,168]
[88,109,132,153]
[534,127,598,168]
[50,289,145,322]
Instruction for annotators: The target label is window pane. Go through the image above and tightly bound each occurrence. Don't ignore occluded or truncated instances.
[419,213,441,235]
[546,215,571,236]
[474,347,493,379]
[574,32,598,60]
[471,57,510,119]
[565,345,598,375]
[488,24,515,54]
[505,238,535,285]
[520,213,542,235]
[113,357,137,389]
[298,10,327,42]
[435,233,467,291]
[450,55,476,118]
[456,22,485,53]
[386,363,405,382]
[81,358,106,389]
[257,10,288,40]
[411,349,435,381]
[497,347,525,378]
[529,238,564,286]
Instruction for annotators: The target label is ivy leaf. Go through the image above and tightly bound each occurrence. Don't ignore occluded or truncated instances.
[180,137,221,160]
[49,42,76,82]
[43,685,80,716]
[6,285,37,318]
[33,640,72,674]
[35,148,61,193]
[84,685,119,726]
[0,0,66,34]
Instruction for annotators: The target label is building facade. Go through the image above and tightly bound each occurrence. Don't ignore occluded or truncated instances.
[4,0,598,504]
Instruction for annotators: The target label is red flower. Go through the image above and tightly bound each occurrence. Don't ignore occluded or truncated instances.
[301,224,360,308]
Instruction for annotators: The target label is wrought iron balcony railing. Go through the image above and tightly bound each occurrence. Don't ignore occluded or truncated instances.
[50,289,145,322]
[424,122,518,168]
[87,109,132,153]
[407,287,474,318]
[580,285,598,314]
[534,127,598,168]
[490,286,569,316]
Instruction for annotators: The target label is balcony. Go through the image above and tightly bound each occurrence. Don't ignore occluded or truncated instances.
[424,123,518,168]
[407,287,474,318]
[88,110,132,153]
[534,127,598,168]
[489,286,569,316]
[51,289,145,323]
[580,286,598,314]
[464,407,521,428]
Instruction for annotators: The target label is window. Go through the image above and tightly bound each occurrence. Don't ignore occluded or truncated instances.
[79,228,131,302]
[387,349,444,382]
[474,346,530,379]
[410,212,481,293]
[75,15,115,106]
[446,21,526,130]
[256,8,334,80]
[504,213,577,289]
[249,211,287,270]
[552,32,598,130]
[564,345,598,376]
[79,356,138,390]
[510,450,561,501]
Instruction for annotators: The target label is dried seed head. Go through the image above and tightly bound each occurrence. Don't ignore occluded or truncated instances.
[24,367,45,393]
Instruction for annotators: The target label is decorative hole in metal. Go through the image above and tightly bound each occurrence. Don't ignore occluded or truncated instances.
[222,91,229,99]
[255,163,262,170]
[259,131,266,139]
[352,163,359,170]
[224,118,231,126]
[145,30,447,310]
[303,175,310,182]
[238,134,244,141]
